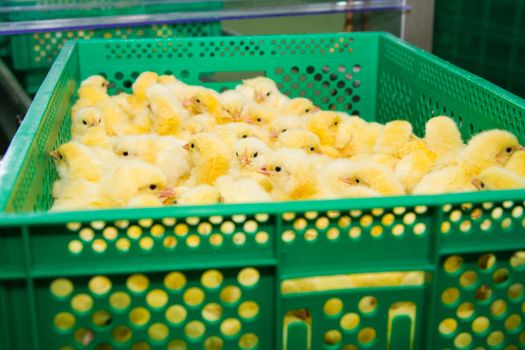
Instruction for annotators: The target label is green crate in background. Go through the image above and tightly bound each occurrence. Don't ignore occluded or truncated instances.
[433,0,525,97]
[11,22,222,93]
[1,33,525,349]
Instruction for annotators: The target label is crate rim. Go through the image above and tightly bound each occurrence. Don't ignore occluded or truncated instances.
[1,32,525,225]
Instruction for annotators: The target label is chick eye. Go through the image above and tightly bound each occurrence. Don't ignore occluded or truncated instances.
[275,166,281,172]
[310,147,315,152]
[58,154,63,160]
[82,120,87,125]
[334,121,339,126]
[506,147,513,153]
[242,134,248,139]
[256,118,262,122]
[305,109,310,113]
[253,152,258,158]
[282,129,287,133]
[355,178,360,184]
[98,119,102,123]
[191,143,195,149]
[123,151,129,156]
[196,99,201,103]
[149,184,157,190]
[480,182,485,189]
[266,92,271,97]
[235,152,239,157]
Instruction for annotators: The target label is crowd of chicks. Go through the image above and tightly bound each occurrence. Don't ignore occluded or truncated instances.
[50,72,525,211]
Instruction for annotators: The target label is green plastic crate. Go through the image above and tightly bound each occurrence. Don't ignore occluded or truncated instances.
[1,33,525,350]
[433,0,525,97]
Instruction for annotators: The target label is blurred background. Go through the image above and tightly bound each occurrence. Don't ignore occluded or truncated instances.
[0,0,522,155]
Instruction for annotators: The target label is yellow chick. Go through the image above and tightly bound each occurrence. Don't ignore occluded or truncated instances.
[394,145,437,193]
[73,126,112,150]
[184,133,232,186]
[179,113,217,138]
[373,120,413,157]
[71,106,103,137]
[111,92,148,117]
[50,142,104,182]
[268,115,307,139]
[169,185,223,205]
[279,97,319,116]
[276,129,321,154]
[51,178,104,211]
[472,166,525,190]
[219,90,252,122]
[214,175,271,203]
[339,162,405,196]
[505,150,525,178]
[320,159,382,198]
[97,99,144,136]
[257,149,322,200]
[187,89,229,123]
[76,75,109,105]
[241,104,278,126]
[458,129,524,177]
[424,116,464,162]
[98,159,167,208]
[127,193,164,208]
[132,71,159,102]
[230,137,273,191]
[213,122,258,150]
[412,165,476,194]
[146,84,188,135]
[159,75,202,106]
[335,116,383,157]
[112,134,190,186]
[306,111,341,147]
[236,76,289,107]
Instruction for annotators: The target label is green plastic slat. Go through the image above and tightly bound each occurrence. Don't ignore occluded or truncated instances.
[0,33,525,349]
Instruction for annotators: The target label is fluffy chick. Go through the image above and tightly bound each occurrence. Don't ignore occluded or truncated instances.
[146,84,188,135]
[280,98,319,116]
[187,89,230,123]
[269,115,306,139]
[394,144,437,192]
[339,162,405,195]
[71,106,103,137]
[184,133,232,185]
[276,129,321,154]
[230,137,272,190]
[505,150,525,178]
[98,159,167,208]
[73,126,112,150]
[132,71,159,101]
[258,149,322,200]
[335,116,382,157]
[76,75,109,105]
[213,122,258,150]
[219,90,252,122]
[112,134,190,186]
[373,120,413,157]
[424,116,464,161]
[320,159,382,198]
[215,175,271,203]
[51,179,103,211]
[472,166,525,190]
[413,165,476,194]
[50,142,104,182]
[306,111,342,147]
[458,129,524,177]
[179,113,217,138]
[236,76,289,107]
[241,104,278,126]
[172,185,223,205]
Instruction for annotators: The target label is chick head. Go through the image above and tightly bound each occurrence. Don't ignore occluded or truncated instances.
[323,159,359,190]
[277,129,321,154]
[80,75,109,91]
[257,149,309,189]
[183,132,227,158]
[339,162,402,195]
[281,98,319,116]
[50,142,99,180]
[132,71,159,100]
[78,75,110,104]
[130,162,168,195]
[374,120,413,155]
[424,116,463,153]
[269,116,305,139]
[242,76,280,104]
[472,166,525,191]
[233,137,270,170]
[306,111,342,145]
[220,90,251,122]
[463,130,524,167]
[71,107,103,135]
[242,105,277,126]
[186,90,220,115]
[180,114,215,135]
[158,74,177,84]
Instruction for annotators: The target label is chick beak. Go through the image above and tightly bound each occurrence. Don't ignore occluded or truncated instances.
[90,120,98,127]
[50,150,60,160]
[471,179,482,190]
[518,145,525,151]
[218,195,225,203]
[255,92,265,103]
[311,106,320,112]
[232,111,241,122]
[245,117,256,124]
[158,186,177,200]
[257,166,271,176]
[240,152,251,166]
[182,143,190,151]
[269,130,279,139]
[342,176,356,185]
[182,99,192,109]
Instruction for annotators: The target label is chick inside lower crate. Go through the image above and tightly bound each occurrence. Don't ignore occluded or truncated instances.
[50,71,525,211]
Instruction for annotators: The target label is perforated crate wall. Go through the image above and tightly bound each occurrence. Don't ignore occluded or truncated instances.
[1,33,525,349]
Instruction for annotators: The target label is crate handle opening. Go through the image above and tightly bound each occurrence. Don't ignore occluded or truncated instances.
[199,71,266,83]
